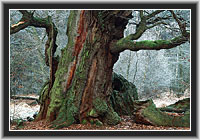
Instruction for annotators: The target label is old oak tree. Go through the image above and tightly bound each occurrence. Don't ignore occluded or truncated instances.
[10,10,190,128]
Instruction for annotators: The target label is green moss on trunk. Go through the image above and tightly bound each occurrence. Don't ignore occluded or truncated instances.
[91,98,121,125]
[93,98,108,115]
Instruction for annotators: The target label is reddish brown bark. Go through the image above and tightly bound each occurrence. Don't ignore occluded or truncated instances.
[80,58,97,121]
[66,60,77,90]
[66,10,89,90]
[36,98,50,121]
[73,10,88,57]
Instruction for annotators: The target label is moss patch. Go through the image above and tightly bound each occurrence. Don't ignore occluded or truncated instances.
[142,100,172,126]
[92,97,121,125]
[104,107,121,125]
[95,119,103,126]
[46,79,64,120]
[93,98,108,115]
[81,119,87,125]
[135,40,170,48]
[88,109,98,117]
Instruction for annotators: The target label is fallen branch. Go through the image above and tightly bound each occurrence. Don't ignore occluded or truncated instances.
[11,95,39,103]
[159,98,190,113]
[159,108,186,113]
[133,99,190,127]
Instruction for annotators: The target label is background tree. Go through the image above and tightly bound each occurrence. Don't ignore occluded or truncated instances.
[10,10,190,127]
[10,10,69,96]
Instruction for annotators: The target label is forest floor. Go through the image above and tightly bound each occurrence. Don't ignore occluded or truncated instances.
[10,115,189,130]
[10,91,190,130]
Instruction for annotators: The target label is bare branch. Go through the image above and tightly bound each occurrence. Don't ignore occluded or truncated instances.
[124,10,166,41]
[10,10,50,34]
[146,10,164,19]
[128,22,138,25]
[163,25,182,32]
[133,52,138,83]
[125,18,147,40]
[170,10,187,36]
[146,21,168,29]
[18,10,30,15]
[10,20,31,34]
[139,10,144,18]
[146,16,172,25]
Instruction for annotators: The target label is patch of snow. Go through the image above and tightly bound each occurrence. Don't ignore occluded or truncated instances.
[139,90,190,108]
[10,102,40,121]
[152,91,190,108]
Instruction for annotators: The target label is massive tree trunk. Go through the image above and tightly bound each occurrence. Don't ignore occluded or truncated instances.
[37,10,133,127]
[10,10,190,128]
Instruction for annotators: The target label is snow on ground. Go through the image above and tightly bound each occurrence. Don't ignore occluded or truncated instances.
[153,93,189,108]
[10,101,40,120]
[148,89,190,108]
[10,94,40,121]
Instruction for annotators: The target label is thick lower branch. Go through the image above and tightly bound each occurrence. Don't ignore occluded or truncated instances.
[110,34,190,54]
